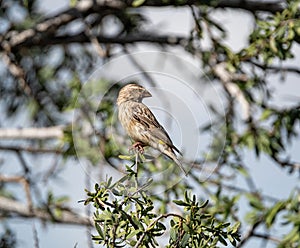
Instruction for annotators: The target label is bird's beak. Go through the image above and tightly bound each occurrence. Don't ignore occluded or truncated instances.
[143,90,152,98]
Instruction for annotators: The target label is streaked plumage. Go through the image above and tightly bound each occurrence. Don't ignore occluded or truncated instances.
[117,83,187,176]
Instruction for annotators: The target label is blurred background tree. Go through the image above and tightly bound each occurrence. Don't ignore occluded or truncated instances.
[0,0,299,247]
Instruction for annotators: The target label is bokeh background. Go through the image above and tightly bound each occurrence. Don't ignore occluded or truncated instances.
[1,0,299,247]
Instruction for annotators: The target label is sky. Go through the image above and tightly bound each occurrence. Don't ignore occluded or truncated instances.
[1,0,300,247]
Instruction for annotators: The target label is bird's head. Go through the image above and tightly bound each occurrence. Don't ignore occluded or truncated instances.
[117,83,152,105]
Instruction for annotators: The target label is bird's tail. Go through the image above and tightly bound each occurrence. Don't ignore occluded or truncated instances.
[163,149,188,176]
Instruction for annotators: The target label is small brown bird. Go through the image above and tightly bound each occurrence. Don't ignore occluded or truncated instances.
[117,83,187,176]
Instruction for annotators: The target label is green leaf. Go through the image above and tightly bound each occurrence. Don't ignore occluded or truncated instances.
[221,223,231,228]
[281,226,299,244]
[266,201,286,228]
[95,223,104,239]
[107,177,112,188]
[127,229,140,239]
[231,222,241,234]
[119,154,135,160]
[157,222,166,231]
[260,109,273,120]
[129,240,137,246]
[295,26,300,36]
[227,234,234,243]
[70,0,77,7]
[218,235,228,246]
[132,0,145,7]
[183,223,189,232]
[285,213,300,225]
[199,200,209,208]
[181,233,190,246]
[247,194,265,211]
[173,200,190,207]
[269,36,278,53]
[170,228,176,241]
[236,166,249,177]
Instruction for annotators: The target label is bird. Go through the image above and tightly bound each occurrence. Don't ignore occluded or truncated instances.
[117,83,187,176]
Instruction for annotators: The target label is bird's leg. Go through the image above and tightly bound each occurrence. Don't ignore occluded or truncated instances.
[130,141,145,154]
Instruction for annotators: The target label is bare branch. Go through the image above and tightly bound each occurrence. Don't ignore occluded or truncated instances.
[206,0,286,13]
[3,0,181,53]
[139,0,287,13]
[1,52,32,95]
[0,145,61,154]
[10,32,187,51]
[252,232,281,243]
[83,18,108,57]
[0,196,93,226]
[237,220,262,247]
[249,61,300,75]
[272,155,300,174]
[2,0,286,53]
[0,176,33,211]
[213,62,251,120]
[32,223,40,248]
[0,126,64,140]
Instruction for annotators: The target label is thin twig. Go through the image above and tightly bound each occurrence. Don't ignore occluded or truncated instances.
[16,151,30,175]
[237,220,262,247]
[272,155,300,173]
[0,126,64,139]
[135,152,139,188]
[0,196,93,226]
[248,60,300,75]
[1,52,32,95]
[32,222,40,248]
[10,32,188,50]
[190,5,202,33]
[85,165,94,248]
[252,232,281,243]
[0,145,61,154]
[0,175,33,211]
[42,156,61,183]
[82,15,107,57]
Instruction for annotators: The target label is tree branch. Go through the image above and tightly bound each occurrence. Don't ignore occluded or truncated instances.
[272,155,300,174]
[252,232,281,243]
[137,0,287,13]
[0,196,93,226]
[249,61,300,75]
[1,0,289,53]
[11,32,187,51]
[213,62,251,120]
[0,145,61,154]
[1,52,32,95]
[0,126,64,140]
[0,176,33,211]
[237,220,262,247]
[204,0,286,13]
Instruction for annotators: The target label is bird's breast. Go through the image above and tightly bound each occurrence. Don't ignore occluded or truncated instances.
[118,103,150,145]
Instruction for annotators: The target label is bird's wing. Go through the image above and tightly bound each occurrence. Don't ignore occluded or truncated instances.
[132,104,181,154]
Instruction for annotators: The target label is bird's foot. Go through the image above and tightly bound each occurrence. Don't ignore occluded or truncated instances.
[129,142,145,154]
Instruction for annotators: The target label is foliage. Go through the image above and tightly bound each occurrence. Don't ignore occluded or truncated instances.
[84,165,241,247]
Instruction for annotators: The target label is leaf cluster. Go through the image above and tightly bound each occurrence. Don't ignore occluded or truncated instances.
[246,191,300,247]
[85,172,241,247]
[247,1,300,63]
[170,192,240,247]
